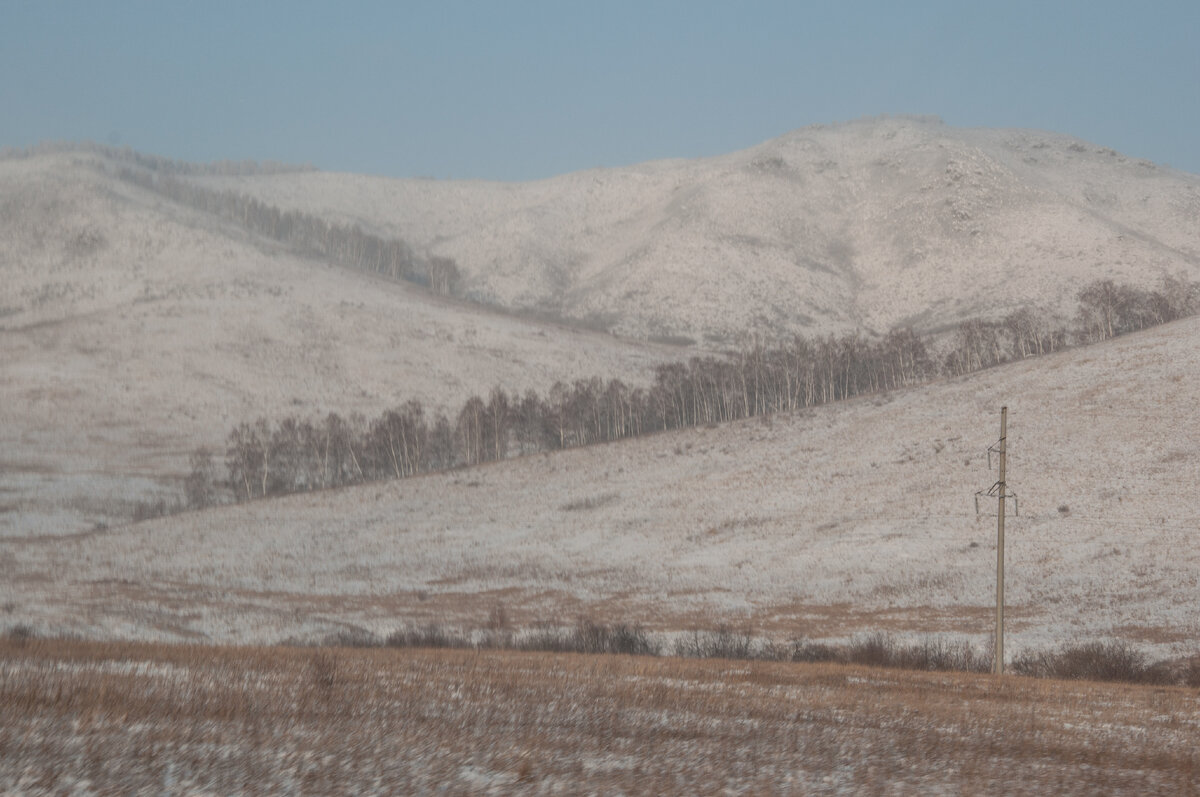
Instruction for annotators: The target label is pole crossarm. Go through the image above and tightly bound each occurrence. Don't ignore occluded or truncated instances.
[974,482,1018,516]
[986,442,1001,470]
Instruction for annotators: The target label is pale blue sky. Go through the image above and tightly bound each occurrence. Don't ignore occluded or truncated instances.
[2,1,1197,180]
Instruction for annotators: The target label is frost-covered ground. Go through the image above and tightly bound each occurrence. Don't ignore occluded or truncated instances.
[0,153,677,536]
[4,317,1199,659]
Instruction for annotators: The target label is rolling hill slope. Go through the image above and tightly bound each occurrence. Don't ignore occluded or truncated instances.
[6,314,1198,657]
[3,122,1198,660]
[195,116,1200,342]
[0,152,677,535]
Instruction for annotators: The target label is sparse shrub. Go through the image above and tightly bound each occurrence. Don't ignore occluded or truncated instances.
[322,628,380,648]
[788,639,844,663]
[1011,640,1158,684]
[515,620,659,656]
[844,634,989,672]
[371,616,1191,686]
[590,621,659,656]
[674,626,756,660]
[903,639,990,673]
[846,632,896,668]
[385,623,472,649]
[1142,658,1179,686]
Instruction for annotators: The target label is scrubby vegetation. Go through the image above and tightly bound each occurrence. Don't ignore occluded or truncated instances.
[5,636,1198,794]
[1009,640,1192,685]
[308,619,1200,686]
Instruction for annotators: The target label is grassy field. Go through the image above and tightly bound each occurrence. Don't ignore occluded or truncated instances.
[3,637,1198,794]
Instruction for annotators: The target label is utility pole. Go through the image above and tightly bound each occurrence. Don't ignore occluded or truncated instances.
[994,406,1007,675]
[975,407,1016,675]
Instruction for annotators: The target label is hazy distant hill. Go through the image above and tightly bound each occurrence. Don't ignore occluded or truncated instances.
[196,116,1200,343]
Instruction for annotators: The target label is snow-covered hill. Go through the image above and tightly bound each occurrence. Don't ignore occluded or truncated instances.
[197,116,1200,342]
[0,153,675,535]
[3,121,1198,658]
[6,316,1199,657]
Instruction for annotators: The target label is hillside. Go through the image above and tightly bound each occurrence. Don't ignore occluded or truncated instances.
[195,116,1200,342]
[6,315,1199,658]
[3,125,1198,662]
[0,152,677,536]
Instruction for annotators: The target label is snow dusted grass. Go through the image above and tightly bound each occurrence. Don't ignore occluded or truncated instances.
[2,637,1198,794]
[0,153,679,537]
[4,316,1200,660]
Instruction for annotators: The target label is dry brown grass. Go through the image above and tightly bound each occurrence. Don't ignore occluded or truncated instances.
[3,637,1198,794]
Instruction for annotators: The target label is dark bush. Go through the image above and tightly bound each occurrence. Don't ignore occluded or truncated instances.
[4,623,36,644]
[845,632,896,668]
[1011,640,1158,683]
[788,639,844,663]
[373,618,1195,687]
[899,639,990,673]
[322,628,381,648]
[516,620,659,656]
[674,626,756,660]
[843,634,990,673]
[385,623,472,650]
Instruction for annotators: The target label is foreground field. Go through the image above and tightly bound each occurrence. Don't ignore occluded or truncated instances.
[2,638,1197,794]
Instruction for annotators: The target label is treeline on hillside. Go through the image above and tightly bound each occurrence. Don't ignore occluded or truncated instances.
[107,163,463,296]
[945,273,1198,373]
[181,276,1199,508]
[2,140,464,296]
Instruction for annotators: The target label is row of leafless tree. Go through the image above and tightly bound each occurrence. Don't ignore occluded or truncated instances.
[186,274,1198,507]
[111,165,463,296]
[8,141,464,293]
[942,275,1198,375]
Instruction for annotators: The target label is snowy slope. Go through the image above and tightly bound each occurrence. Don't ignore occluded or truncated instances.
[6,316,1199,657]
[196,116,1200,342]
[0,153,677,535]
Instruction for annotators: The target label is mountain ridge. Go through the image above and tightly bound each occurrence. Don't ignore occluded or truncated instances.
[191,116,1200,342]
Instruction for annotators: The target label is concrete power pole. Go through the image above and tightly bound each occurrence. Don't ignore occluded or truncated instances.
[994,406,1007,675]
